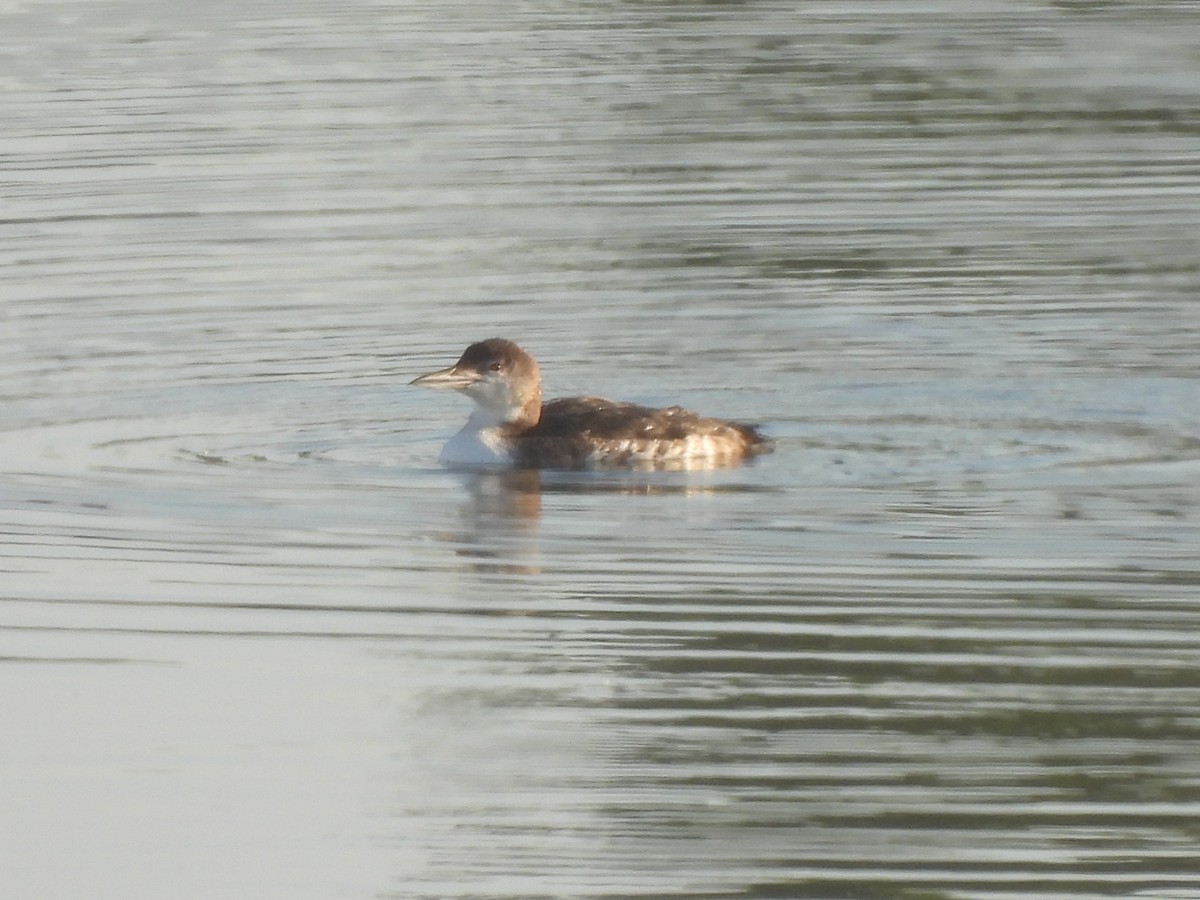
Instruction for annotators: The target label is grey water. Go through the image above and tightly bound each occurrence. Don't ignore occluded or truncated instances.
[4,1,1200,897]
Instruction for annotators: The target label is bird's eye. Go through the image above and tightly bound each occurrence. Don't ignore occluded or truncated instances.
[486,361,503,372]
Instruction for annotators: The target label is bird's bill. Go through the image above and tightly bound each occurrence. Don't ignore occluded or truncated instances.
[409,365,478,390]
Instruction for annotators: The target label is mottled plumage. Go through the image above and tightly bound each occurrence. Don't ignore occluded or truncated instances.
[515,397,765,468]
[411,339,768,470]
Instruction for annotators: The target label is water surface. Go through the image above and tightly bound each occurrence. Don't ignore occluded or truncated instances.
[3,1,1200,898]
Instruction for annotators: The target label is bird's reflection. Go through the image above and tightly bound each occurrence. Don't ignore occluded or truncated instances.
[443,465,775,576]
[446,470,544,576]
[460,469,544,526]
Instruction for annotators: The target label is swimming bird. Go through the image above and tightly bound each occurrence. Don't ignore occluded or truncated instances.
[410,338,769,470]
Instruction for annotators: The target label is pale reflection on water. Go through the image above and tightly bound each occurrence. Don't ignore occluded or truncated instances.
[3,0,1200,898]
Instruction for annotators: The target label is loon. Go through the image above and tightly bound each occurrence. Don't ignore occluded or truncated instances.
[410,338,769,470]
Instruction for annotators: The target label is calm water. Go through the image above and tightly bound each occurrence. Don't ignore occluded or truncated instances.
[4,1,1200,897]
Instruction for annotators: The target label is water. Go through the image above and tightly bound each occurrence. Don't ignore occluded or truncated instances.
[4,1,1200,897]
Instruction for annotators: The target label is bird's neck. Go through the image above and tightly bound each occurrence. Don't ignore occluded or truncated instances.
[468,391,541,435]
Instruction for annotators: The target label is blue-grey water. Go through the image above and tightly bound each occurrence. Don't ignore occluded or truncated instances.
[4,1,1200,898]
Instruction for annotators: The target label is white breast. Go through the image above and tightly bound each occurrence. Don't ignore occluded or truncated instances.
[438,422,513,467]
